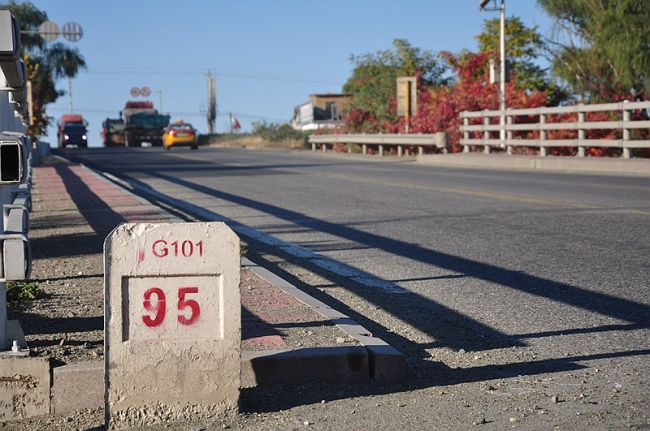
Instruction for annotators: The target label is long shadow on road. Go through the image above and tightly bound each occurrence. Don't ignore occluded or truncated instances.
[149,170,650,328]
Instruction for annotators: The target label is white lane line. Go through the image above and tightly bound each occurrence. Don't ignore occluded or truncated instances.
[101,172,408,295]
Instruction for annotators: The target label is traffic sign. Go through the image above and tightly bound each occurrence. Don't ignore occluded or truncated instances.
[130,87,140,97]
[104,222,241,430]
[61,22,83,42]
[37,21,60,41]
[140,86,151,97]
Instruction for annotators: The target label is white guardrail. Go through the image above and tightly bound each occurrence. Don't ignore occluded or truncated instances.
[1,10,32,354]
[460,101,650,158]
[308,133,448,157]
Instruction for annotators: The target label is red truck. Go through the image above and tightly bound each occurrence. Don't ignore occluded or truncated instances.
[57,114,88,148]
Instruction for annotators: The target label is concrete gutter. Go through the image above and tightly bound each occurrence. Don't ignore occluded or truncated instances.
[417,153,650,177]
[51,260,405,414]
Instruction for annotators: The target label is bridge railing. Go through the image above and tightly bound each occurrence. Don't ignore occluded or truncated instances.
[459,101,650,158]
[308,133,447,157]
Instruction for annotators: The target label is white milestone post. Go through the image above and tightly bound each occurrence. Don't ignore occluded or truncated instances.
[104,222,241,430]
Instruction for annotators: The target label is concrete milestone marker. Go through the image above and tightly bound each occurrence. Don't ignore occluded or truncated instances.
[104,222,240,430]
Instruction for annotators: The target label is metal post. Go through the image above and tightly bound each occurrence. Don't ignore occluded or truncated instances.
[311,142,316,152]
[418,146,424,156]
[578,109,586,157]
[397,145,403,157]
[540,113,547,157]
[362,144,367,155]
[379,145,384,157]
[499,0,506,144]
[622,101,631,159]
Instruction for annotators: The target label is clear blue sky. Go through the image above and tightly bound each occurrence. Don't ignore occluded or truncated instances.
[29,0,553,146]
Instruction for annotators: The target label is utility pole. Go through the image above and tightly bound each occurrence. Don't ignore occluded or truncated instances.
[207,71,216,134]
[499,0,506,143]
[229,112,233,134]
[480,0,507,144]
[67,76,73,113]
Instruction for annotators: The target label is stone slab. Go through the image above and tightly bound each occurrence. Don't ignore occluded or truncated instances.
[0,356,50,421]
[104,222,240,430]
[51,361,103,415]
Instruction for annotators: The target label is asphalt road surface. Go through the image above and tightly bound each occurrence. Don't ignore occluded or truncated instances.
[61,146,650,429]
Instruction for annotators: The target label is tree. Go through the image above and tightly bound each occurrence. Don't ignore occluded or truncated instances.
[476,17,567,105]
[342,39,450,132]
[1,1,86,137]
[538,0,650,101]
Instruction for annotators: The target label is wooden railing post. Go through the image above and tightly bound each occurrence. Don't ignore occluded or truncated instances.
[622,101,631,159]
[463,116,470,153]
[540,113,547,157]
[483,112,491,154]
[506,114,513,155]
[577,107,586,157]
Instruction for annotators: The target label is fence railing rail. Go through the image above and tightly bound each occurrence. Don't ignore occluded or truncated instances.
[308,133,447,157]
[460,101,650,158]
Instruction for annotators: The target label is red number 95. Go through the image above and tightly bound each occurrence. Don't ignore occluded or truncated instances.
[142,287,201,327]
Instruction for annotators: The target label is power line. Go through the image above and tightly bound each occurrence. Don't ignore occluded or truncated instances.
[47,106,288,122]
[86,67,344,86]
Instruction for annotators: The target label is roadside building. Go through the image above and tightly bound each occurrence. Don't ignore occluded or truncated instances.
[292,94,352,131]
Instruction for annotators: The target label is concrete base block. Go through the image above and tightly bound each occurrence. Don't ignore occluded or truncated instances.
[241,346,369,388]
[0,356,51,421]
[417,153,650,176]
[367,344,407,383]
[52,361,103,415]
[355,335,407,382]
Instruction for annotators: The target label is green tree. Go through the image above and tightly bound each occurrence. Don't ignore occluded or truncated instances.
[538,0,650,100]
[476,17,566,105]
[342,39,450,131]
[1,1,86,137]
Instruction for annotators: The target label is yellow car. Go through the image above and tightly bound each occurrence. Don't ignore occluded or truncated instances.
[162,121,198,150]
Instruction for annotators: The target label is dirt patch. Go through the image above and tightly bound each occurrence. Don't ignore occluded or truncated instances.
[203,135,306,150]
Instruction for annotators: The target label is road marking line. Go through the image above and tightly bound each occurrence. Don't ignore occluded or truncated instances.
[101,172,409,295]
[324,172,600,209]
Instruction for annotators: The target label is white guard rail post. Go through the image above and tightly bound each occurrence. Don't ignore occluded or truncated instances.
[0,10,30,354]
[308,133,447,156]
[459,101,650,158]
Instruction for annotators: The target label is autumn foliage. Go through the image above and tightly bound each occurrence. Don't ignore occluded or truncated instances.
[344,50,649,157]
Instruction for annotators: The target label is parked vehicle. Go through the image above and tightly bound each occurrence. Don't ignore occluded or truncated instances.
[57,114,88,148]
[162,120,198,150]
[101,118,125,147]
[104,101,170,147]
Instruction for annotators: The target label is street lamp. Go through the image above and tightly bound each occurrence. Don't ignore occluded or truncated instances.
[479,0,506,144]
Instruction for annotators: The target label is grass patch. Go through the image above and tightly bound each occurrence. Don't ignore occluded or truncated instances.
[6,281,43,302]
